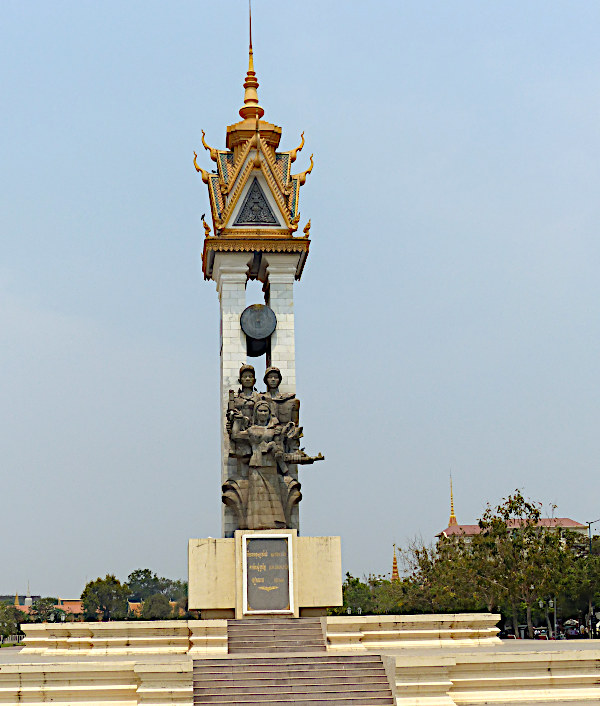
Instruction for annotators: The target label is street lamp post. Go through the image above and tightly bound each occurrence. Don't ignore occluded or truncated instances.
[585,518,600,638]
[549,598,556,639]
[586,519,600,555]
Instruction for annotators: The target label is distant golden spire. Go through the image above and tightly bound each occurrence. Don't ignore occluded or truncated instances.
[14,592,19,607]
[239,1,265,120]
[448,474,458,526]
[391,544,399,582]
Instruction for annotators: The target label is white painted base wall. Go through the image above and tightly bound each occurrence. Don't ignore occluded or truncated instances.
[10,615,600,705]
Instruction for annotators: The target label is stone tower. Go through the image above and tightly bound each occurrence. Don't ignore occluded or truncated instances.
[194,30,314,538]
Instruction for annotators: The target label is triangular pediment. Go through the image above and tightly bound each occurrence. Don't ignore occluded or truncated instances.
[234,177,279,226]
[197,126,310,234]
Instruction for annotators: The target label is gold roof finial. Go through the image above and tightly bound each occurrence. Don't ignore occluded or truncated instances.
[448,473,458,526]
[239,1,265,121]
[392,544,399,582]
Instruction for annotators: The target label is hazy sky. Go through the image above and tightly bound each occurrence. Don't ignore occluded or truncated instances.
[2,1,600,597]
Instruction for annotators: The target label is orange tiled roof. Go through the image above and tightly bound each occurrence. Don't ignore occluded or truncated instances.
[438,517,586,538]
[128,601,143,616]
[57,599,83,614]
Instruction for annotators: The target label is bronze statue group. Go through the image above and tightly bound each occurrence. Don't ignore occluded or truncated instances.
[222,365,323,531]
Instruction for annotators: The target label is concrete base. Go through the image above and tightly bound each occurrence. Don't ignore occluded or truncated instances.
[11,617,600,705]
[326,614,502,651]
[21,620,228,657]
[188,531,343,617]
[20,614,500,657]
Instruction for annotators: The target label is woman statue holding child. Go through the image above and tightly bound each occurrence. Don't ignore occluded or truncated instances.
[222,364,321,531]
[231,401,288,529]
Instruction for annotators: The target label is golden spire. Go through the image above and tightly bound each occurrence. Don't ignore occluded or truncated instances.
[14,592,19,606]
[239,1,265,121]
[391,544,399,582]
[448,474,458,526]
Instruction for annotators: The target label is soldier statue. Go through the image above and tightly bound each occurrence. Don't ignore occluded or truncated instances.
[222,365,323,530]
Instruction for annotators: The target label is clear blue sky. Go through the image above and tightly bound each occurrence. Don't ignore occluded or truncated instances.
[2,1,599,596]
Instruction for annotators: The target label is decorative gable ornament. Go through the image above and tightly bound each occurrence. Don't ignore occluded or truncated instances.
[234,177,279,226]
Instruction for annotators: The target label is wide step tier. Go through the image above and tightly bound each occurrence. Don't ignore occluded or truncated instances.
[227,617,326,654]
[193,654,395,705]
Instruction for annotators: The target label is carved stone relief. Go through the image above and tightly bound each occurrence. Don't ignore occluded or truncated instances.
[234,177,279,226]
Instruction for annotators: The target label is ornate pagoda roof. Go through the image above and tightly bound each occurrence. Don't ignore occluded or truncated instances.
[195,21,313,280]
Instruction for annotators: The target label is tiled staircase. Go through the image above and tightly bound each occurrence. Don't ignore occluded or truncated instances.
[193,653,395,705]
[227,617,326,654]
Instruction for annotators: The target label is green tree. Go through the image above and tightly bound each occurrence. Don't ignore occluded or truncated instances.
[394,491,575,634]
[30,597,63,623]
[141,593,172,620]
[81,575,131,621]
[329,574,375,615]
[164,579,187,602]
[371,578,407,614]
[172,595,189,618]
[126,569,187,602]
[0,605,25,638]
[401,536,485,614]
[565,554,600,634]
[126,569,165,601]
[476,491,572,638]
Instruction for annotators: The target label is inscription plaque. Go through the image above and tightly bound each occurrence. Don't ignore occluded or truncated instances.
[243,535,292,614]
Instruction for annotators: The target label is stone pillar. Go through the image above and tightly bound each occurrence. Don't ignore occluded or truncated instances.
[264,253,301,529]
[212,253,250,538]
[265,253,301,396]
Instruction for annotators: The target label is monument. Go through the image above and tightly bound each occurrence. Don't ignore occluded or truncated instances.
[187,21,342,619]
[14,13,569,706]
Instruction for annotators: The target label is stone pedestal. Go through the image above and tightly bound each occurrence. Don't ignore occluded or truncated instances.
[188,531,342,619]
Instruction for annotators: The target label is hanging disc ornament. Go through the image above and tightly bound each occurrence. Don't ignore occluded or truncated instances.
[240,304,277,340]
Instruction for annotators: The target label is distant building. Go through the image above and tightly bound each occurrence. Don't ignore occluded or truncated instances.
[56,598,83,620]
[127,599,183,617]
[128,601,143,616]
[0,594,83,620]
[0,593,41,612]
[437,479,587,540]
[438,517,588,540]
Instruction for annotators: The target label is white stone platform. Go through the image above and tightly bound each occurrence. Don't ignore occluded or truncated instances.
[21,620,227,656]
[6,615,600,705]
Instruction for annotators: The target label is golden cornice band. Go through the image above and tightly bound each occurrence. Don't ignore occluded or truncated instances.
[202,237,310,279]
[220,228,293,237]
[203,238,309,254]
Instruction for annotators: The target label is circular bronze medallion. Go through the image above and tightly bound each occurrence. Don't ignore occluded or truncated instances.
[240,304,277,339]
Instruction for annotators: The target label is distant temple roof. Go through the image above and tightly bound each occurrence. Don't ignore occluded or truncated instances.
[437,517,587,539]
[448,476,457,527]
